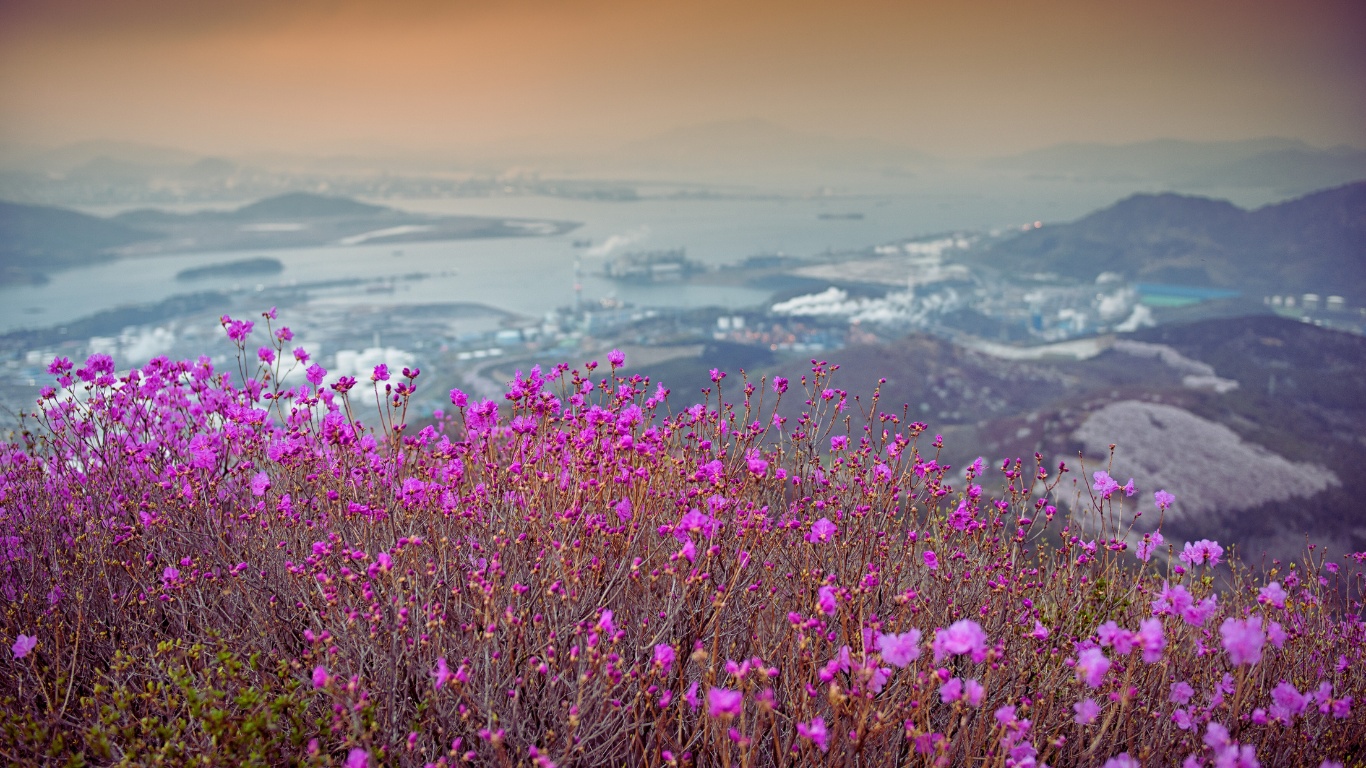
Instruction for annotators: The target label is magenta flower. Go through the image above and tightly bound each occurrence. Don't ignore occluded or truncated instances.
[371,364,390,382]
[1074,697,1101,725]
[653,644,676,672]
[1136,530,1163,562]
[745,450,768,476]
[806,517,837,544]
[932,619,988,664]
[449,388,468,407]
[876,629,923,668]
[1267,620,1287,649]
[1179,539,1224,567]
[1029,620,1049,641]
[1075,647,1111,688]
[1258,581,1287,609]
[345,748,369,768]
[305,363,327,385]
[1181,595,1219,627]
[250,471,270,496]
[608,349,625,367]
[1220,615,1266,666]
[817,585,838,615]
[1152,580,1193,617]
[312,665,329,689]
[1102,754,1139,768]
[11,634,37,659]
[923,550,939,571]
[1270,681,1310,725]
[684,681,699,711]
[597,609,615,635]
[1169,681,1194,705]
[962,678,985,707]
[939,677,963,703]
[797,716,829,752]
[707,687,743,718]
[1137,617,1165,663]
[433,657,452,690]
[1154,489,1175,510]
[772,376,788,393]
[1092,470,1121,499]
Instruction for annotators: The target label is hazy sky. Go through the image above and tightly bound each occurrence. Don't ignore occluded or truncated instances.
[1,0,1363,158]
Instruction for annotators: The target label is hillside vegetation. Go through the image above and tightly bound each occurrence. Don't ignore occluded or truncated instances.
[1,310,1362,766]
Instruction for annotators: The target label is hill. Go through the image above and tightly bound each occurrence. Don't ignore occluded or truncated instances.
[707,315,1366,563]
[0,200,156,285]
[979,181,1366,301]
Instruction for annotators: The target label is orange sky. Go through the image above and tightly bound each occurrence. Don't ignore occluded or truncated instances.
[1,0,1363,158]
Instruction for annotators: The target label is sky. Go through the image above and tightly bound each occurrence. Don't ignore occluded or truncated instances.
[0,0,1364,159]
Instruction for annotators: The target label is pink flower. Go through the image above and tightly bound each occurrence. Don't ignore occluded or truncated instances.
[684,681,699,711]
[1170,681,1194,705]
[449,388,468,407]
[876,629,922,668]
[932,619,988,664]
[1137,617,1165,663]
[817,585,838,616]
[306,364,327,385]
[1029,620,1049,641]
[653,644,676,672]
[797,717,829,752]
[597,609,615,635]
[371,364,390,382]
[962,678,985,707]
[1074,697,1101,725]
[1154,489,1175,510]
[1179,539,1224,567]
[923,550,939,571]
[1092,471,1121,499]
[1270,681,1310,725]
[608,349,625,367]
[1102,754,1140,768]
[1076,647,1111,688]
[1257,581,1287,609]
[345,748,369,768]
[1219,615,1266,666]
[11,634,37,659]
[1152,580,1193,616]
[707,687,743,718]
[312,665,329,689]
[1181,595,1219,627]
[1136,530,1163,562]
[939,677,963,703]
[1267,621,1287,649]
[806,517,837,544]
[745,450,768,476]
[433,657,452,690]
[250,471,270,497]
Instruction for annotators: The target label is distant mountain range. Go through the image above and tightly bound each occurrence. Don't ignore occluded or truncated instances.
[979,180,1366,301]
[984,138,1366,196]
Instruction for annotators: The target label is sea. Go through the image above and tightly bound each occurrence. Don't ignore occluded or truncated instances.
[0,174,1284,335]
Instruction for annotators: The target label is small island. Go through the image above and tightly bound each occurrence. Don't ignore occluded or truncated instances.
[175,256,284,281]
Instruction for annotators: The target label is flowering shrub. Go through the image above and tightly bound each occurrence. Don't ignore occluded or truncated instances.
[1,309,1363,766]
